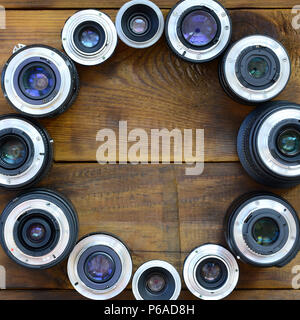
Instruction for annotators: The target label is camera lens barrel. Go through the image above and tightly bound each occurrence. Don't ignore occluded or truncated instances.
[132,260,181,300]
[116,0,164,49]
[183,244,239,300]
[165,0,232,63]
[0,114,53,190]
[238,101,300,188]
[67,233,132,300]
[62,9,118,65]
[219,35,290,104]
[0,189,78,269]
[2,44,79,118]
[225,192,300,267]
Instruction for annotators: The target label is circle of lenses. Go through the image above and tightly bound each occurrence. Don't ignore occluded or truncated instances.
[200,261,222,282]
[0,137,27,167]
[129,16,149,35]
[181,10,218,47]
[248,57,269,79]
[21,65,55,99]
[86,253,115,282]
[252,218,280,246]
[146,273,166,293]
[278,129,300,157]
[26,223,46,243]
[80,27,100,48]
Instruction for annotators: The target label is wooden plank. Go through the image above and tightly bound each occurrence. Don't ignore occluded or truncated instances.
[0,289,299,300]
[176,162,300,289]
[0,0,298,9]
[0,9,299,162]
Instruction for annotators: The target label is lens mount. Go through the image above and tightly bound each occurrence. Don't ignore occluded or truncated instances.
[0,115,53,190]
[237,101,300,187]
[225,193,300,267]
[183,244,239,300]
[116,0,164,49]
[132,260,181,300]
[165,0,232,63]
[0,189,78,269]
[62,10,118,65]
[67,233,132,300]
[220,35,290,104]
[2,45,79,118]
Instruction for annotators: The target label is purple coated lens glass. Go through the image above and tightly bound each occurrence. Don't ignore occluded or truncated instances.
[182,10,218,47]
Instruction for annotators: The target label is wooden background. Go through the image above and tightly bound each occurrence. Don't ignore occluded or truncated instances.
[0,0,299,300]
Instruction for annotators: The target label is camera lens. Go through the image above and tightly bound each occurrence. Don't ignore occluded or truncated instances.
[0,189,78,269]
[183,244,239,300]
[116,0,164,49]
[165,0,231,63]
[0,115,53,190]
[62,10,117,66]
[132,260,181,300]
[225,192,300,267]
[237,101,300,188]
[2,45,79,118]
[67,233,132,300]
[219,35,290,104]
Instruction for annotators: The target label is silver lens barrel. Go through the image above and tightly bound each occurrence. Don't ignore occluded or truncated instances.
[0,115,53,190]
[183,244,239,300]
[116,0,164,49]
[67,233,132,300]
[165,0,232,63]
[132,260,181,300]
[226,193,300,267]
[0,189,78,269]
[220,35,290,104]
[2,45,79,118]
[62,10,118,65]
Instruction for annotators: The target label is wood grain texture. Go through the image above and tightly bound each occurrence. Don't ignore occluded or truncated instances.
[0,9,299,162]
[0,0,298,9]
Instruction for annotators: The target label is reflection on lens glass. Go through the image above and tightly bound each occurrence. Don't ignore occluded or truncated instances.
[146,273,166,293]
[27,223,46,243]
[181,10,218,46]
[80,27,100,48]
[0,136,27,167]
[200,261,222,282]
[252,218,279,246]
[86,253,115,282]
[248,57,269,79]
[21,64,55,99]
[277,129,300,157]
[130,16,149,35]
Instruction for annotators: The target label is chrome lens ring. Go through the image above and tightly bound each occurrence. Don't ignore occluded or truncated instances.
[222,35,290,103]
[0,116,52,189]
[183,244,239,300]
[257,108,300,177]
[165,0,231,63]
[132,260,181,300]
[0,189,78,269]
[62,10,118,65]
[227,194,299,267]
[2,45,78,117]
[116,0,164,48]
[67,233,132,300]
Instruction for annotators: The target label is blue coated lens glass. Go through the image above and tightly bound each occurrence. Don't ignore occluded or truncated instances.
[0,136,27,167]
[21,64,55,99]
[80,28,100,48]
[181,10,218,47]
[27,223,46,243]
[85,253,115,282]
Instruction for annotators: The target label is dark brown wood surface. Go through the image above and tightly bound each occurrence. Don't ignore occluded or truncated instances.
[0,1,299,300]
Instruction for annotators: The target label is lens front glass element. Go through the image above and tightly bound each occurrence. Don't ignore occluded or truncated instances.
[181,10,218,47]
[252,218,280,246]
